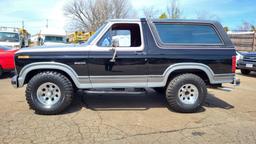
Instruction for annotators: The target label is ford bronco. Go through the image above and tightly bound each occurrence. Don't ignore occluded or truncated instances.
[12,19,239,114]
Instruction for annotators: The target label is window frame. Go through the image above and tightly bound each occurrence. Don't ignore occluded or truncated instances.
[90,21,144,52]
[149,21,225,48]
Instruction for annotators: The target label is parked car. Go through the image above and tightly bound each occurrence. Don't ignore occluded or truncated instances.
[0,45,18,76]
[237,51,256,75]
[12,19,239,114]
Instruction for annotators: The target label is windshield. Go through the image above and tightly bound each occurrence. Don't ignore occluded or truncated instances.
[86,23,107,45]
[0,32,19,42]
[44,36,65,43]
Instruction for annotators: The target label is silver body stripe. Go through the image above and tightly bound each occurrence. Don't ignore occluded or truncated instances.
[17,62,234,89]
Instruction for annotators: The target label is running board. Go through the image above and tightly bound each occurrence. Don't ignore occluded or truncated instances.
[84,88,146,95]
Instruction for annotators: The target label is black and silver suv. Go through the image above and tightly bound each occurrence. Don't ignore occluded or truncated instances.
[12,18,239,114]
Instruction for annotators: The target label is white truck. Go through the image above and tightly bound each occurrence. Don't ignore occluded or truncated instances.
[0,27,20,49]
[31,28,67,46]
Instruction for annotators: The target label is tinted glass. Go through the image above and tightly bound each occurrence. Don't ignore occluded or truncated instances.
[45,36,64,43]
[154,23,222,44]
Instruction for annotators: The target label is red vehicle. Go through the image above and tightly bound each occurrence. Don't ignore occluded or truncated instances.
[0,45,18,76]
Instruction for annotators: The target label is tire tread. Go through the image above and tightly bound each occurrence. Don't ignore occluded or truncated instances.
[165,73,207,113]
[25,71,73,115]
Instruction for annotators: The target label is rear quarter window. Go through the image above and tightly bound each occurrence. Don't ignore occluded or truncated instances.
[154,23,223,45]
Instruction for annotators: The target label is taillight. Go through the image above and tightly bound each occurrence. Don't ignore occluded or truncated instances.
[232,56,236,73]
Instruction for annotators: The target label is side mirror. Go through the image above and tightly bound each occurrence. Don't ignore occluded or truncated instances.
[110,38,119,62]
[112,38,119,47]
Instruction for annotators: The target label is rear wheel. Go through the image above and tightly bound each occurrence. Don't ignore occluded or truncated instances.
[165,74,207,113]
[26,71,74,115]
[241,69,250,75]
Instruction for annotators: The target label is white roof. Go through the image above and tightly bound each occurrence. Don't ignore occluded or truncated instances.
[40,28,66,36]
[227,31,255,35]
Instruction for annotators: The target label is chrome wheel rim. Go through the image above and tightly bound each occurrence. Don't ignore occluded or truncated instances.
[36,82,61,107]
[178,84,199,105]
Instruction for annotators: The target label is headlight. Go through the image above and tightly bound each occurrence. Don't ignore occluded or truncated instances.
[240,54,244,60]
[236,52,243,60]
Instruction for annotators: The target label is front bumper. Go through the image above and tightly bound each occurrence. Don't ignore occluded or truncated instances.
[11,75,18,88]
[237,59,256,71]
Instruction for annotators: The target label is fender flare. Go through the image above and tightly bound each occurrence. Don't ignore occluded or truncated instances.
[162,63,215,84]
[18,62,81,87]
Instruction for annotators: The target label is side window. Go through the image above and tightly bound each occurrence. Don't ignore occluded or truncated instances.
[97,23,141,47]
[112,30,131,47]
[98,29,112,47]
[154,23,222,45]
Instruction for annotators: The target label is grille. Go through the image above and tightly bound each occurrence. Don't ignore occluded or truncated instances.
[244,56,256,62]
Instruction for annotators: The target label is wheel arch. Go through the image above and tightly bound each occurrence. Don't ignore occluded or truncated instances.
[163,63,215,86]
[18,62,80,88]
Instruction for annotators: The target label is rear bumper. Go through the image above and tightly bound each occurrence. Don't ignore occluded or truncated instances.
[11,75,18,88]
[231,77,240,86]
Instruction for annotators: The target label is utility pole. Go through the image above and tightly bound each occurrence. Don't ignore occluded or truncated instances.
[253,31,256,51]
[22,20,24,29]
[46,19,48,28]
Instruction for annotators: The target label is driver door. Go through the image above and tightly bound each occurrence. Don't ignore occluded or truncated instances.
[88,22,148,88]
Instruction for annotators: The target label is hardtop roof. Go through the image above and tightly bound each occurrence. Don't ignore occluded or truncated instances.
[108,18,219,25]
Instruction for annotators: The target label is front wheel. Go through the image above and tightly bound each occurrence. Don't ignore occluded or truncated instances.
[26,71,74,115]
[165,74,207,113]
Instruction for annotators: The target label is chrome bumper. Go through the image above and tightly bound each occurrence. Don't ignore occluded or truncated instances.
[232,77,240,86]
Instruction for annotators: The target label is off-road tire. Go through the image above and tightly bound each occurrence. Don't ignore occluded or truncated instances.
[165,73,207,113]
[241,69,250,75]
[26,71,74,115]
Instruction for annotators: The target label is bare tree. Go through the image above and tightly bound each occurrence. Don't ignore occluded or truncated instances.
[64,0,133,32]
[167,0,182,19]
[196,11,219,20]
[238,22,253,31]
[143,6,160,19]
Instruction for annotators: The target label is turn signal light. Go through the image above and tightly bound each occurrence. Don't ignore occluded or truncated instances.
[18,55,30,59]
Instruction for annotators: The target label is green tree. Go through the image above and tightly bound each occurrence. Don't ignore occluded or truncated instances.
[159,13,168,19]
[224,26,229,32]
[251,25,255,32]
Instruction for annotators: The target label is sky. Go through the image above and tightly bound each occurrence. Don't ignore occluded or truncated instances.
[0,0,255,35]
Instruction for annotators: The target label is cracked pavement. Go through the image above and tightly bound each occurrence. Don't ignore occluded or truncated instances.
[0,71,256,144]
